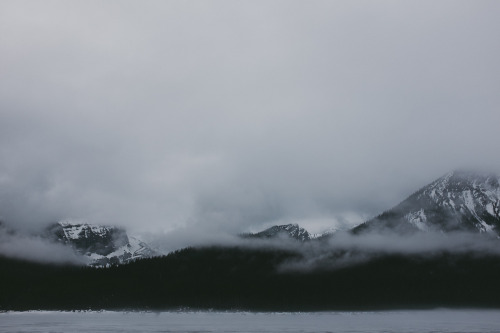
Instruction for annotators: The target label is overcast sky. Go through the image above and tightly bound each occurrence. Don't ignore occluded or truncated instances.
[1,1,499,235]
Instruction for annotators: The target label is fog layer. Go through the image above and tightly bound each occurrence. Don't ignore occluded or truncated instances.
[0,1,499,234]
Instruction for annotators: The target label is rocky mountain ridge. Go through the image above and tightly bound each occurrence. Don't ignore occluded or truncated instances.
[353,170,500,235]
[242,224,312,241]
[46,221,159,266]
[248,170,500,240]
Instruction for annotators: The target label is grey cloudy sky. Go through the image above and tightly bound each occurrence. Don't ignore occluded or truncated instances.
[1,1,499,235]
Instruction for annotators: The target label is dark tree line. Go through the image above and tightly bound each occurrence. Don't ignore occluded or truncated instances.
[2,246,500,311]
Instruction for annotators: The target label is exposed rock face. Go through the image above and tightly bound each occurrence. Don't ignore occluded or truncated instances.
[47,222,129,256]
[46,221,159,266]
[244,224,311,241]
[354,170,500,235]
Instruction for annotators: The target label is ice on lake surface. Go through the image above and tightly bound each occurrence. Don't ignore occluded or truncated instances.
[1,310,500,333]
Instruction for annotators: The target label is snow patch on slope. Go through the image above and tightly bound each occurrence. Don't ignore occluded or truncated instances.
[405,209,429,231]
[59,222,111,240]
[51,221,160,266]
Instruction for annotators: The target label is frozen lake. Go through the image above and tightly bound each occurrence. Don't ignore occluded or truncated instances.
[1,310,500,333]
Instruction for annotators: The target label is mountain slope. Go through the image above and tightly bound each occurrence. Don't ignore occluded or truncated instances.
[354,170,500,235]
[46,221,159,266]
[243,224,311,241]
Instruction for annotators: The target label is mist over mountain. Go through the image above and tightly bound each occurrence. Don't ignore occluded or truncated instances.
[2,170,500,267]
[0,221,84,265]
[0,220,158,266]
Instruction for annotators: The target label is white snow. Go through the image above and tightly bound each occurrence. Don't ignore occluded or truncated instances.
[430,189,437,201]
[486,203,495,216]
[405,209,429,231]
[58,222,112,240]
[463,190,476,213]
[55,221,158,266]
[480,221,494,233]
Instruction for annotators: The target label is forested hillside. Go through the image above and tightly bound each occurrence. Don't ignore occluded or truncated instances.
[2,246,500,311]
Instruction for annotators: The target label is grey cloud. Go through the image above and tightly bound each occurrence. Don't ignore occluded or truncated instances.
[0,231,85,264]
[0,1,499,235]
[278,231,500,272]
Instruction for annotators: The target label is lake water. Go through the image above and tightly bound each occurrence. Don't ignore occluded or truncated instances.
[1,310,500,333]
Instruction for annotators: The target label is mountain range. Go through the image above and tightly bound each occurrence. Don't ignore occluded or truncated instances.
[1,170,499,265]
[2,169,500,311]
[245,170,500,241]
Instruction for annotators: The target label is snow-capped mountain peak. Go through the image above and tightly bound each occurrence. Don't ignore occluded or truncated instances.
[47,221,159,266]
[355,170,500,235]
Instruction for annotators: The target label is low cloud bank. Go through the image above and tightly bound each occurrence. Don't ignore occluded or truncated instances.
[276,231,500,272]
[325,231,500,255]
[2,218,500,268]
[142,227,245,254]
[143,224,500,258]
[0,228,86,265]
